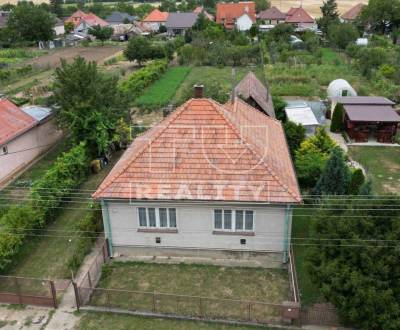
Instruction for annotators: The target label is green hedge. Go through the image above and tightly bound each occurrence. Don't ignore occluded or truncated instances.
[0,142,90,272]
[119,60,168,101]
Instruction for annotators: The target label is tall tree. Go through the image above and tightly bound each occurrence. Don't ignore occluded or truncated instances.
[313,148,350,196]
[89,25,113,45]
[360,0,400,35]
[307,197,400,328]
[50,0,63,18]
[53,57,127,155]
[255,0,270,12]
[124,36,153,65]
[7,2,56,43]
[317,0,339,35]
[283,121,306,159]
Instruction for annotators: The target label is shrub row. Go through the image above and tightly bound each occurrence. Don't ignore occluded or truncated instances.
[0,142,90,272]
[119,60,168,101]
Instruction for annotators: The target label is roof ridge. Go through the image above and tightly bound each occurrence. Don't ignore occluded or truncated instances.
[216,97,300,202]
[93,101,191,198]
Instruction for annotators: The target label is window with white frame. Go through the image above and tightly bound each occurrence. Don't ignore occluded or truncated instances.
[138,207,177,229]
[214,209,254,232]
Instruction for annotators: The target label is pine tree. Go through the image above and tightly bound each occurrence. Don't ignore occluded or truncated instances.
[313,148,350,196]
[318,0,340,35]
[330,103,344,132]
[348,169,365,195]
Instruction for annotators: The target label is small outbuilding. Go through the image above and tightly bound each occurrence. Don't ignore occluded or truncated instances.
[334,96,400,143]
[285,102,320,135]
[328,79,357,99]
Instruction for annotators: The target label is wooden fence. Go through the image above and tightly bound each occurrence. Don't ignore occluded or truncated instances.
[0,275,57,308]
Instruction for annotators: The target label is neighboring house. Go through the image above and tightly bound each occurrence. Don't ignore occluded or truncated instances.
[257,6,286,25]
[53,18,65,36]
[111,23,144,41]
[193,6,214,21]
[234,71,275,118]
[65,10,109,35]
[0,10,9,29]
[341,3,365,23]
[106,11,137,26]
[165,12,198,36]
[333,96,400,143]
[285,7,316,30]
[142,9,169,32]
[93,88,301,268]
[0,99,62,185]
[216,2,256,31]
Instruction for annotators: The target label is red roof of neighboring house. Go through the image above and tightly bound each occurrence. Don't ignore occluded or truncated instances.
[258,6,286,20]
[0,99,36,146]
[65,10,108,28]
[342,3,365,21]
[216,2,256,29]
[93,97,301,204]
[193,6,214,20]
[142,9,169,23]
[285,7,314,24]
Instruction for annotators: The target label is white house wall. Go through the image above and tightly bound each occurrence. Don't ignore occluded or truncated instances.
[103,201,291,254]
[0,119,62,184]
[236,14,253,31]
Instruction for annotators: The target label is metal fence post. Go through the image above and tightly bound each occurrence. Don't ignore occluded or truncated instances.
[199,297,203,317]
[15,277,22,305]
[72,281,80,311]
[152,292,156,312]
[248,303,251,321]
[50,281,57,309]
[87,271,92,289]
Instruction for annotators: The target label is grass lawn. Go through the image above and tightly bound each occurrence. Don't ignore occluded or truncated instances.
[77,312,264,330]
[173,66,264,106]
[291,207,322,307]
[90,262,289,321]
[135,66,191,109]
[264,48,374,98]
[3,151,122,280]
[348,146,400,194]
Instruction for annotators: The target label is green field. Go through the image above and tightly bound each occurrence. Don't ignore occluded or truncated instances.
[135,66,191,109]
[173,66,264,106]
[348,146,400,195]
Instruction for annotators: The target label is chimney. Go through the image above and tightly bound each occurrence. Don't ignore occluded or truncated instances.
[193,84,204,98]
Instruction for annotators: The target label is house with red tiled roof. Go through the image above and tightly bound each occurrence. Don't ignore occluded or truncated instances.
[285,7,316,30]
[216,2,256,31]
[341,3,365,23]
[142,8,169,31]
[93,87,301,267]
[65,10,109,35]
[0,99,62,185]
[258,6,286,25]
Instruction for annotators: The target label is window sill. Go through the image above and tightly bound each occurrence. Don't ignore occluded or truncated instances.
[212,231,255,236]
[137,228,178,234]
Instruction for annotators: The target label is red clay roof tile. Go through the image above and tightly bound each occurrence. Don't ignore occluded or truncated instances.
[0,99,37,146]
[216,2,256,28]
[142,9,169,22]
[285,7,314,23]
[94,98,300,204]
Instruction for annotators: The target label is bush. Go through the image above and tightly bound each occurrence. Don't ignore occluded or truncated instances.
[30,142,90,223]
[330,103,344,132]
[272,96,286,121]
[119,60,168,101]
[348,168,365,195]
[284,121,306,158]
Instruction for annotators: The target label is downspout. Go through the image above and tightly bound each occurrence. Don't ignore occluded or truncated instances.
[101,200,113,257]
[283,205,292,263]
